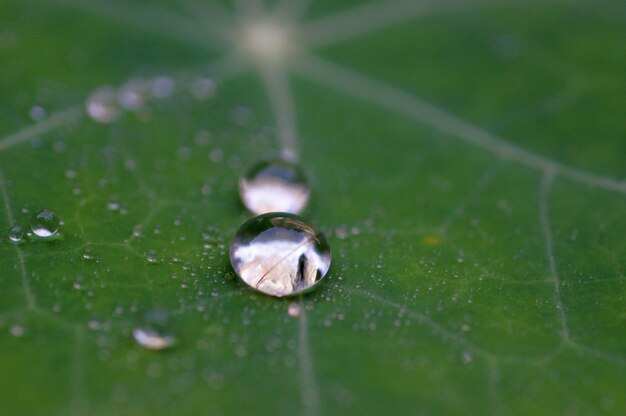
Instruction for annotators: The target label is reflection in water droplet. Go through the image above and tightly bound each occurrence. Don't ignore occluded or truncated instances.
[230,213,331,297]
[8,225,24,242]
[287,302,301,318]
[145,249,158,263]
[239,160,309,215]
[30,209,60,238]
[118,79,150,111]
[86,86,121,124]
[132,310,176,351]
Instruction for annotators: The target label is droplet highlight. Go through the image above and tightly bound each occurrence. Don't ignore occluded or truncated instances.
[229,213,331,297]
[239,160,310,215]
[86,86,121,124]
[8,225,24,242]
[30,209,60,238]
[132,310,176,351]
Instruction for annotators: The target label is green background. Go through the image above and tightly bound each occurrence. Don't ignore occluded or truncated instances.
[1,0,625,415]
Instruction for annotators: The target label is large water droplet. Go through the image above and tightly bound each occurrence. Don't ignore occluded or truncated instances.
[86,86,121,124]
[8,225,24,242]
[132,310,176,351]
[30,209,60,238]
[229,213,331,297]
[239,160,310,215]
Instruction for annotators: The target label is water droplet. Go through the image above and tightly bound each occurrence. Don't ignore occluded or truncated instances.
[191,78,216,101]
[229,213,331,297]
[30,209,60,238]
[151,76,175,98]
[8,225,24,242]
[239,160,310,215]
[145,249,158,263]
[118,79,150,111]
[86,86,121,124]
[132,310,176,351]
[287,302,301,318]
[10,324,25,337]
[29,105,46,121]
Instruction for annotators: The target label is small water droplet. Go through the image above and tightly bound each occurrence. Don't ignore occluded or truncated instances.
[10,324,25,337]
[191,78,216,101]
[151,76,175,98]
[118,79,150,112]
[29,105,46,121]
[145,249,158,263]
[8,225,24,242]
[86,86,121,124]
[132,310,176,351]
[82,248,95,261]
[287,302,301,318]
[229,213,331,297]
[239,160,309,215]
[30,209,60,238]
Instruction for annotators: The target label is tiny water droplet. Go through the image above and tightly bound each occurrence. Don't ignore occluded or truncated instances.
[8,225,24,242]
[10,324,25,337]
[82,248,95,261]
[86,86,121,124]
[118,79,150,112]
[30,209,60,238]
[151,76,175,98]
[145,249,158,263]
[132,310,176,351]
[239,160,310,215]
[191,77,216,101]
[230,106,252,125]
[229,213,331,297]
[287,302,301,318]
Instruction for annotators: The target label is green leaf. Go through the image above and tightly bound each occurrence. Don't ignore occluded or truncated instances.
[1,0,625,415]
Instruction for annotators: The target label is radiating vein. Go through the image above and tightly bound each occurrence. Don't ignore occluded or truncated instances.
[298,299,320,416]
[291,54,626,194]
[0,107,83,153]
[273,0,313,21]
[0,171,36,309]
[539,172,570,340]
[260,66,299,162]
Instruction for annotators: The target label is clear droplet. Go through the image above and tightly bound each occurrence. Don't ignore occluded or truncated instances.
[239,160,310,215]
[118,78,150,111]
[191,77,216,101]
[145,249,158,263]
[229,213,331,297]
[86,86,121,124]
[287,302,301,318]
[132,310,176,351]
[8,225,24,242]
[30,209,60,238]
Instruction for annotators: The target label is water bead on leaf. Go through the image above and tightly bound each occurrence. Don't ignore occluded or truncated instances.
[30,209,60,238]
[239,160,310,215]
[229,213,331,297]
[8,225,24,242]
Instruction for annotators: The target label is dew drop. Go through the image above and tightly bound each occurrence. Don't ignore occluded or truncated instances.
[191,77,216,101]
[118,79,150,111]
[30,209,60,238]
[151,76,175,98]
[145,249,158,263]
[132,310,176,351]
[86,86,121,124]
[239,160,310,215]
[229,213,331,297]
[287,302,301,318]
[8,225,24,242]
